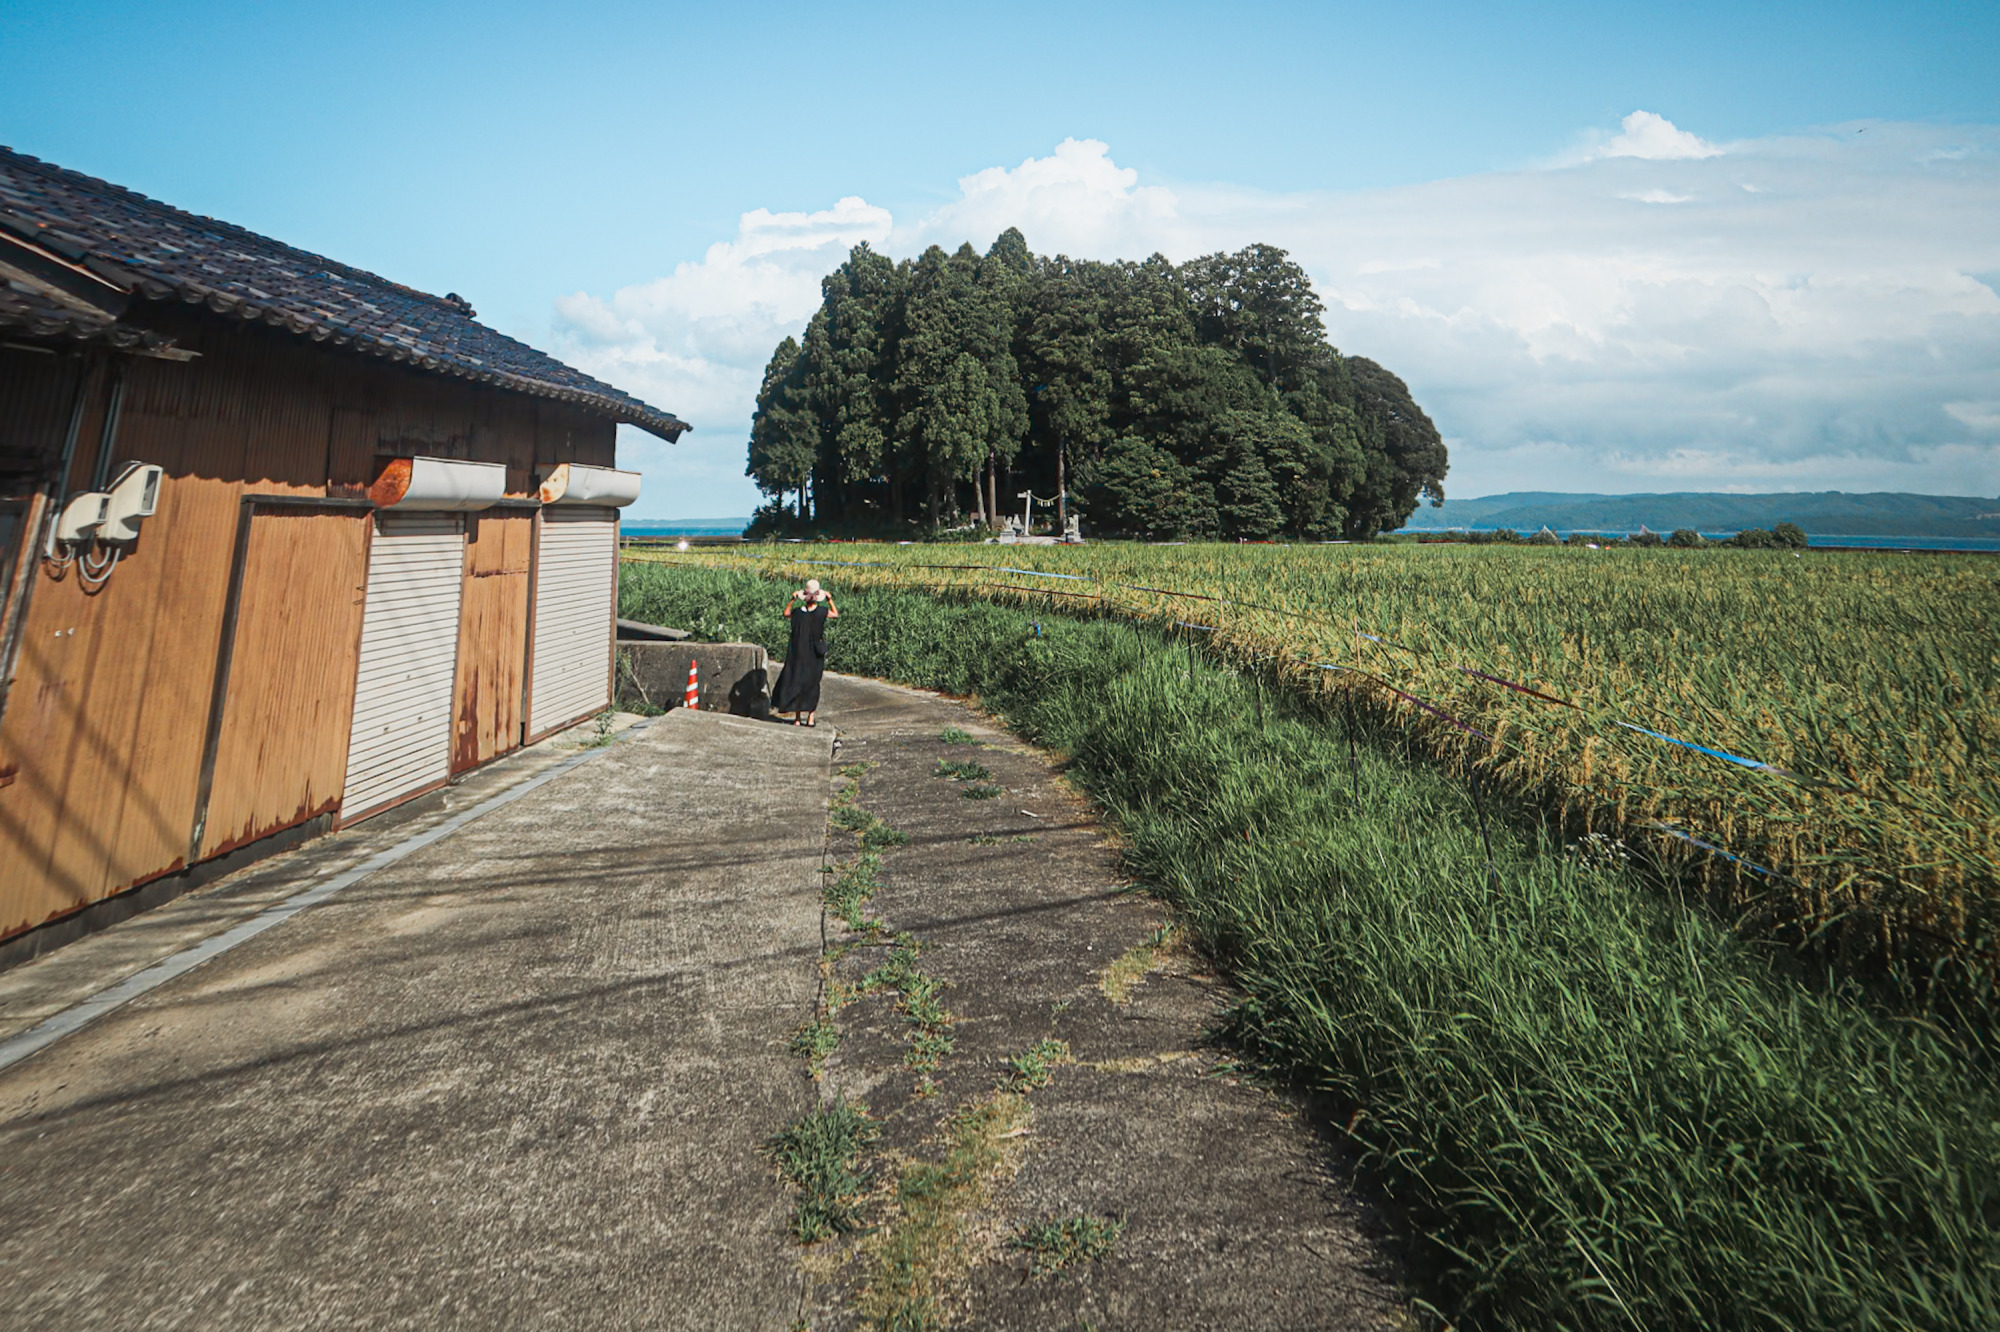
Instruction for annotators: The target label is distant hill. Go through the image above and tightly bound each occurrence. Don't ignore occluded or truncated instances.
[1398,492,2000,539]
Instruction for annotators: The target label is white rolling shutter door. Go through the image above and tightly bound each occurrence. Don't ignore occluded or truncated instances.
[528,507,616,734]
[342,512,464,821]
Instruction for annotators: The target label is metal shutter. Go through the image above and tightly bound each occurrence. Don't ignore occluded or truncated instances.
[527,507,616,735]
[341,512,464,822]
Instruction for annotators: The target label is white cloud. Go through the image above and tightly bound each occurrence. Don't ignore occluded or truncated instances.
[552,197,890,510]
[899,137,1186,257]
[566,115,2000,515]
[1593,110,1724,161]
[1945,401,2000,432]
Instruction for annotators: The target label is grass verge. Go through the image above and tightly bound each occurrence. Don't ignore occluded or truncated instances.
[630,560,2000,1332]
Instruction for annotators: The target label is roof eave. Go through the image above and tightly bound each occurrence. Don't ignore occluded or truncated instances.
[624,413,691,443]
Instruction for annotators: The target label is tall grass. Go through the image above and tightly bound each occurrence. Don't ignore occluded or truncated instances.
[625,561,2000,1331]
[632,542,2000,992]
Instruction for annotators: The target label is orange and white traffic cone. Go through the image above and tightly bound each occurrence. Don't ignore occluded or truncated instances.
[684,658,699,711]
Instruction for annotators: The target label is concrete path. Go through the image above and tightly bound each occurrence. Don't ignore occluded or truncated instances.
[0,675,1398,1331]
[0,710,832,1330]
[800,675,1398,1329]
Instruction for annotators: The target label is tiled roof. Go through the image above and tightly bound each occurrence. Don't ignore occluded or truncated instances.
[0,147,687,441]
[0,282,172,352]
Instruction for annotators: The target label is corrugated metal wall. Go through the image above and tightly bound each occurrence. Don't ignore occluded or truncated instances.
[0,348,85,495]
[191,503,371,861]
[0,310,617,943]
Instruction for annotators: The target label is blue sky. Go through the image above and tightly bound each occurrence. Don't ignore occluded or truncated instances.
[5,1,1997,518]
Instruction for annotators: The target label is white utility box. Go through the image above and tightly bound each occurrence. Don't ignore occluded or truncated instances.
[50,491,110,549]
[100,463,164,541]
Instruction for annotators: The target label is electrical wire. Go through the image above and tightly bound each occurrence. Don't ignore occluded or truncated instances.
[76,544,121,590]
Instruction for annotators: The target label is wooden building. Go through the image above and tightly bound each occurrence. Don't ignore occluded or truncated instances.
[0,147,687,958]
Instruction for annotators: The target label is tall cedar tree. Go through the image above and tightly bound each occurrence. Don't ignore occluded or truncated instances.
[748,237,1445,539]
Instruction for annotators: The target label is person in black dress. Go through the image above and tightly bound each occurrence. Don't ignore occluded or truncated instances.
[774,578,837,726]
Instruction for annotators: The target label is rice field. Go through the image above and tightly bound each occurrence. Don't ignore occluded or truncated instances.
[630,540,1999,989]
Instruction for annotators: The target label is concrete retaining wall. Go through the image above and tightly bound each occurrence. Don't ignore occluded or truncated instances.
[617,641,769,718]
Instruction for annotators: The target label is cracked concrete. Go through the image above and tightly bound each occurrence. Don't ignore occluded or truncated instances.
[802,674,1400,1330]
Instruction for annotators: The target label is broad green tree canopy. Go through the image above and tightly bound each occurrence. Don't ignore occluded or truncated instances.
[748,235,1447,540]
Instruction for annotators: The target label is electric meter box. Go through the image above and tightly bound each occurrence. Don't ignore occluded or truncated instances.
[51,491,110,547]
[100,463,163,542]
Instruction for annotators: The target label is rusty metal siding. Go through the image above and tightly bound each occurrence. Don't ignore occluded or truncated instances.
[339,512,464,823]
[526,507,617,737]
[450,510,531,773]
[192,503,371,860]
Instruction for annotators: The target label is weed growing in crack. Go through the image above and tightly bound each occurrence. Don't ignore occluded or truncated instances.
[860,822,910,851]
[961,783,1004,800]
[863,941,957,1075]
[906,1027,956,1075]
[935,758,992,782]
[790,1019,841,1076]
[831,803,876,833]
[767,1099,880,1243]
[859,1093,1030,1330]
[831,773,912,852]
[938,727,980,746]
[1099,939,1163,1006]
[1004,1039,1073,1091]
[1010,1214,1127,1277]
[824,853,884,932]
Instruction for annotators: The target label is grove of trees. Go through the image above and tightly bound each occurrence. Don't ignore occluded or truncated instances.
[747,231,1447,541]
